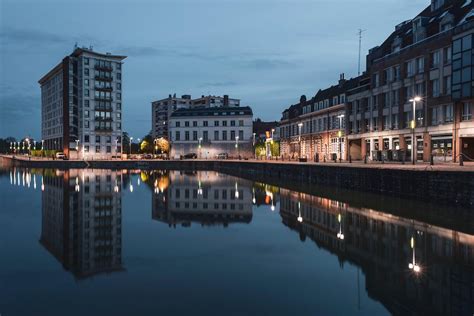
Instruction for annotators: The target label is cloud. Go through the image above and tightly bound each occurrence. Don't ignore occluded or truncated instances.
[0,27,67,45]
[240,58,294,70]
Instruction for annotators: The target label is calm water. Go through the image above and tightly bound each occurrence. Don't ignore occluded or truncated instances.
[0,168,473,316]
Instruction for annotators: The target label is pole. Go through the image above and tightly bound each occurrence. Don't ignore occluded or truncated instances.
[412,99,416,165]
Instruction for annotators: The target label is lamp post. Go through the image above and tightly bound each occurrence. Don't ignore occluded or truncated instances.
[198,137,202,159]
[409,97,421,165]
[115,138,119,160]
[408,235,421,273]
[235,136,239,158]
[75,140,80,160]
[298,123,303,159]
[252,132,256,159]
[129,137,133,157]
[337,114,345,163]
[41,140,44,157]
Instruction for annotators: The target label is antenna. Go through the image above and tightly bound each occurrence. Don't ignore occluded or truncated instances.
[357,29,366,76]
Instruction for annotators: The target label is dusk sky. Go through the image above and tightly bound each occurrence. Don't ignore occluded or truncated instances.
[0,0,428,140]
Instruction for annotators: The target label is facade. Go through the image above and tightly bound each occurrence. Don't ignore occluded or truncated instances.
[40,169,124,279]
[151,94,240,140]
[38,47,126,159]
[280,74,356,161]
[151,171,253,227]
[347,0,474,162]
[151,94,192,139]
[168,106,253,158]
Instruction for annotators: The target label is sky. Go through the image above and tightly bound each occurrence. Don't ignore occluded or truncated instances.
[0,0,428,140]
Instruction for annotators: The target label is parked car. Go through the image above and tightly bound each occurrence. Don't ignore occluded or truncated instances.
[182,153,197,159]
[55,152,67,160]
[216,153,228,159]
[143,154,153,159]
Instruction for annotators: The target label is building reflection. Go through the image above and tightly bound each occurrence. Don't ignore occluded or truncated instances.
[279,188,474,316]
[39,169,124,279]
[149,170,253,227]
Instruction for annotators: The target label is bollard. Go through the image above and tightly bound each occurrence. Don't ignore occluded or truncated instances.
[364,155,367,164]
[460,154,464,166]
[430,154,434,166]
[349,155,352,163]
[324,155,326,163]
[381,155,384,164]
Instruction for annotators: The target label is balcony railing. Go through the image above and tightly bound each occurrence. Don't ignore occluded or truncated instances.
[94,75,113,82]
[94,96,113,102]
[94,64,113,71]
[94,106,113,112]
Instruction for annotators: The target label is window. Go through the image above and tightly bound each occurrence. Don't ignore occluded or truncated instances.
[116,62,121,70]
[203,131,208,141]
[96,135,101,143]
[176,121,180,127]
[84,57,89,65]
[193,131,198,141]
[239,120,244,126]
[85,121,89,128]
[230,131,235,140]
[175,131,180,141]
[193,121,197,127]
[443,46,451,64]
[106,136,111,143]
[431,106,440,126]
[431,51,440,68]
[85,135,90,142]
[431,79,440,97]
[85,100,89,107]
[214,120,219,127]
[239,130,243,140]
[214,131,219,140]
[185,121,189,127]
[222,131,227,140]
[96,146,100,153]
[416,57,424,73]
[203,121,208,127]
[445,104,453,122]
[84,68,89,76]
[392,114,398,129]
[85,110,89,118]
[85,89,89,97]
[231,120,235,126]
[117,72,121,80]
[117,112,121,119]
[116,93,121,100]
[462,103,472,121]
[406,60,415,77]
[443,76,451,95]
[117,83,121,90]
[223,120,227,126]
[185,131,189,141]
[393,65,401,81]
[106,146,111,153]
[84,79,89,86]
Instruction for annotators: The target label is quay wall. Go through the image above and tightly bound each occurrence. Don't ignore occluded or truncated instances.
[2,156,473,207]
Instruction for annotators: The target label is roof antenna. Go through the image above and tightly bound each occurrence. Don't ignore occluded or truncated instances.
[74,42,78,49]
[357,28,366,75]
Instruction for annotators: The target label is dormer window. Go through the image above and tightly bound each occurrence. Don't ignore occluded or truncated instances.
[431,0,444,11]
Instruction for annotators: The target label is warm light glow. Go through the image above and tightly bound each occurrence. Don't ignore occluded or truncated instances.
[410,96,422,102]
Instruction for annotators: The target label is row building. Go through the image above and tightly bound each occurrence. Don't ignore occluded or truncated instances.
[280,0,474,162]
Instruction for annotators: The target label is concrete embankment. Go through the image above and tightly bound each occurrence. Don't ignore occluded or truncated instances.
[2,156,473,207]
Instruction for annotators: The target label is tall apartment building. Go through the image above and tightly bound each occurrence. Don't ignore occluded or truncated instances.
[151,94,240,139]
[168,106,254,158]
[38,47,126,159]
[347,0,474,162]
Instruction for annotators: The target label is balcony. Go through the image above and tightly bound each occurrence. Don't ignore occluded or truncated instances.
[95,86,113,92]
[94,116,113,122]
[95,127,113,132]
[94,96,113,102]
[95,75,113,82]
[94,105,113,112]
[94,64,113,71]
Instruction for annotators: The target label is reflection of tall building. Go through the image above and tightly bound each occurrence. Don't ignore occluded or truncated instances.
[40,169,124,279]
[279,188,474,316]
[151,171,253,227]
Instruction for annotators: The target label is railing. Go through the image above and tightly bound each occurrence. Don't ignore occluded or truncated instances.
[94,64,113,71]
[94,75,113,81]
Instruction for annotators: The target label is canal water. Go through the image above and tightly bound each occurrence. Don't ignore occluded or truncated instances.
[0,168,472,316]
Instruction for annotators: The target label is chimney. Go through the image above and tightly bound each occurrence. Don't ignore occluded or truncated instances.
[223,95,229,106]
[339,73,346,87]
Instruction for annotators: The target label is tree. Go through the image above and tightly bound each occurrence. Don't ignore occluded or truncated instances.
[122,132,130,154]
[155,138,170,154]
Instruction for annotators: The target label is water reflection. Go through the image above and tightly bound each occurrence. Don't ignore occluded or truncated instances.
[148,170,254,227]
[279,188,474,315]
[3,168,473,315]
[37,169,124,279]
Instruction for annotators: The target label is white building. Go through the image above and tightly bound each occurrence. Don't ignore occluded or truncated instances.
[38,47,126,159]
[151,94,240,140]
[168,106,253,158]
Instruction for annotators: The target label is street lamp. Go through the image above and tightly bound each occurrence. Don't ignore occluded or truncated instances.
[337,213,344,240]
[337,114,345,163]
[252,132,256,159]
[409,96,421,165]
[235,136,239,158]
[75,140,80,160]
[408,236,421,273]
[198,137,203,158]
[297,201,303,223]
[129,137,133,156]
[115,138,119,159]
[298,123,303,159]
